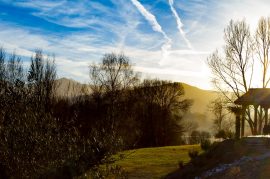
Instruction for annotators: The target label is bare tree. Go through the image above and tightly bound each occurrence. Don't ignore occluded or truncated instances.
[89,53,138,92]
[208,20,253,99]
[0,48,6,83]
[89,53,139,129]
[208,17,270,135]
[255,17,270,88]
[207,19,255,133]
[254,17,270,133]
[28,50,56,111]
[209,97,230,134]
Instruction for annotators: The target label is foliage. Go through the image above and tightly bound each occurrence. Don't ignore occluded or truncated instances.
[84,165,127,179]
[189,130,211,144]
[215,129,235,139]
[200,139,212,151]
[178,160,184,169]
[88,54,192,148]
[188,150,199,159]
[133,79,193,147]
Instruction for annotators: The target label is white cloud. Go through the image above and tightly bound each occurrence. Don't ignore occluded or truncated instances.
[130,0,172,61]
[168,0,192,49]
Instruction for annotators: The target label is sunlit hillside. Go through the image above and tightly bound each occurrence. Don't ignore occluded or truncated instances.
[182,83,219,132]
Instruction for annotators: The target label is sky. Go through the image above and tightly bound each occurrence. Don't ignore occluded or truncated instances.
[1,0,270,89]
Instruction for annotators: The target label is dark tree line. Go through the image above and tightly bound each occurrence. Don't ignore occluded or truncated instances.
[0,49,192,178]
[88,53,192,147]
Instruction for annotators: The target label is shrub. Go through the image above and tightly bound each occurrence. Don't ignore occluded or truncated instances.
[215,129,234,139]
[178,160,184,169]
[188,150,199,159]
[189,130,211,144]
[201,139,212,151]
[85,165,127,179]
[263,125,270,135]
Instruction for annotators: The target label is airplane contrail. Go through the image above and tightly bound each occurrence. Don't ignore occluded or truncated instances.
[168,0,192,49]
[130,0,172,59]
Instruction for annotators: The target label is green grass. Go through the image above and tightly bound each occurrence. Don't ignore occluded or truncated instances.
[109,145,201,179]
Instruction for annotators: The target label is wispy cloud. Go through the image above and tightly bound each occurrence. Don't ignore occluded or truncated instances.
[168,0,192,49]
[130,0,172,60]
[5,0,265,89]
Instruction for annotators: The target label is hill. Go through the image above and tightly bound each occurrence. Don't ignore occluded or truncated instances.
[181,83,219,132]
[181,83,218,114]
[55,78,91,97]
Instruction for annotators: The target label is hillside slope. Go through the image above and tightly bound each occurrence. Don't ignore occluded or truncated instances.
[181,83,219,132]
[182,83,218,114]
[55,78,91,97]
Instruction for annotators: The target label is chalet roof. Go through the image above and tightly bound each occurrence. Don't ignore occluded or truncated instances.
[234,88,270,107]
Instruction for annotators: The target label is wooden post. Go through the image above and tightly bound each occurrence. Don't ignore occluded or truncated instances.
[241,105,247,138]
[235,114,241,139]
[254,105,258,135]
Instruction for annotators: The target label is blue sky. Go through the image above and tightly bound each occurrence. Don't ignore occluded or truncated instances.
[1,0,270,89]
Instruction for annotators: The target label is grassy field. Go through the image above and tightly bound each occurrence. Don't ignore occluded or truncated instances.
[108,145,201,179]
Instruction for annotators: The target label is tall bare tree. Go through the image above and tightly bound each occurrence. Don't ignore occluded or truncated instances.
[208,20,253,98]
[89,53,139,129]
[208,19,255,133]
[254,17,270,133]
[209,98,227,132]
[208,17,270,135]
[255,17,270,88]
[28,50,56,111]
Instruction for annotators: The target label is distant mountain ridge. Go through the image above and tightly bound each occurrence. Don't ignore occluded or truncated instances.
[55,78,91,97]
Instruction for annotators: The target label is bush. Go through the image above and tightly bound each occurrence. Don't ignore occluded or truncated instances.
[188,150,199,159]
[178,161,184,169]
[215,129,234,139]
[85,165,127,179]
[189,130,211,144]
[263,125,270,135]
[201,139,212,151]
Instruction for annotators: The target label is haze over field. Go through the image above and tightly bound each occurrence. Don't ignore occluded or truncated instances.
[1,0,270,89]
